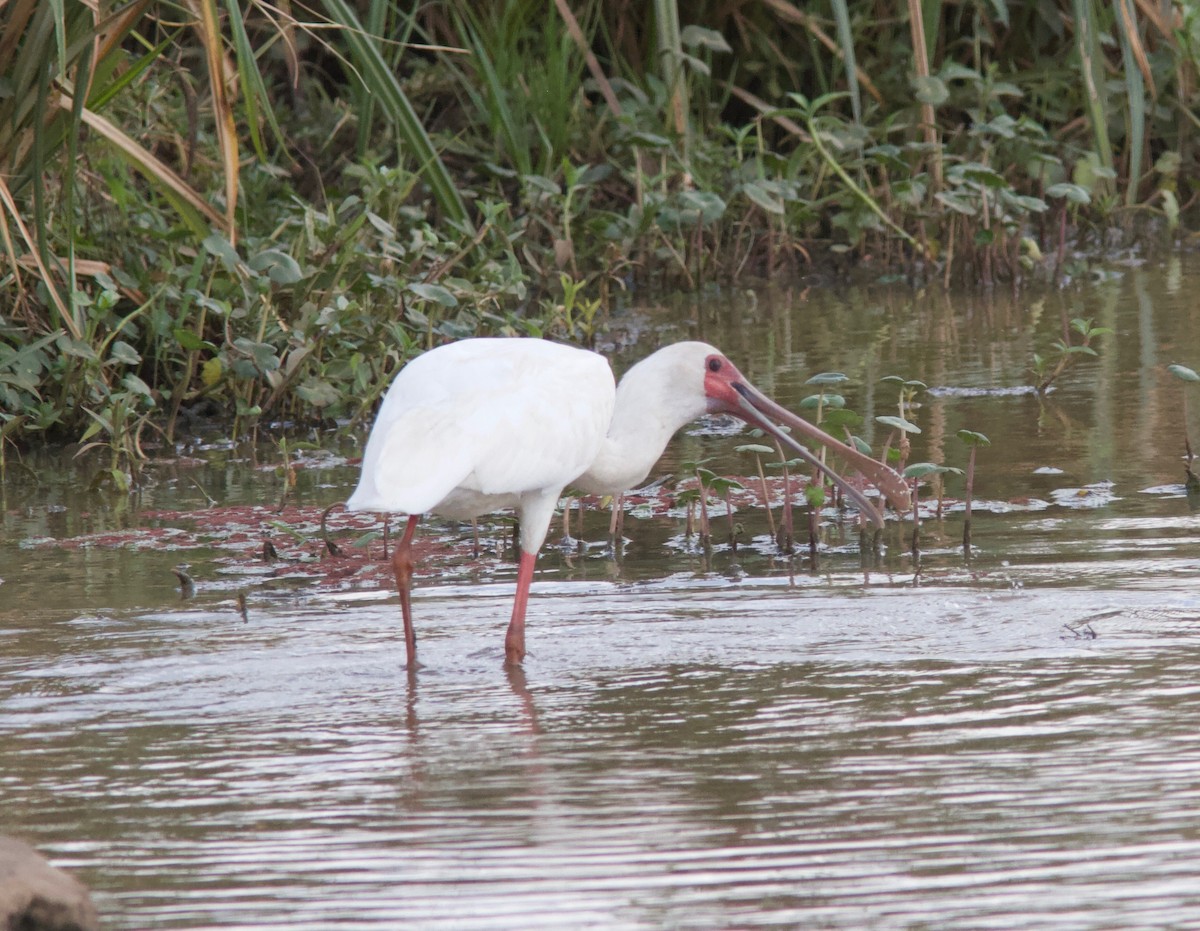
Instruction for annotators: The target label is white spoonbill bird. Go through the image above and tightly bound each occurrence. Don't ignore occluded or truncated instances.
[347,338,910,666]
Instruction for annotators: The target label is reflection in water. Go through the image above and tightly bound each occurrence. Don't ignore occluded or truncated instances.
[6,263,1200,926]
[505,663,541,737]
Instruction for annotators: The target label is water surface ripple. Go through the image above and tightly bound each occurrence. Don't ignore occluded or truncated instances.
[5,585,1200,929]
[9,267,1200,927]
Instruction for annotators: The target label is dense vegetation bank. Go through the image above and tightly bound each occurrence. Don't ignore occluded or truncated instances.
[1,1,1198,479]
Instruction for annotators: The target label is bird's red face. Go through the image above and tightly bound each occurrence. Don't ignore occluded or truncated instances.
[702,353,745,413]
[700,352,911,524]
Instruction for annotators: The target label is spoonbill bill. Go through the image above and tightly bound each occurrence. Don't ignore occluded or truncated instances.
[347,338,910,666]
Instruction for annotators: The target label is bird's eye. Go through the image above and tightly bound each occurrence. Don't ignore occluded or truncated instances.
[707,357,722,373]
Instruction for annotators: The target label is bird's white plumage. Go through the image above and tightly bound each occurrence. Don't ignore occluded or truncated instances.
[346,339,616,548]
[572,341,713,494]
[348,335,910,664]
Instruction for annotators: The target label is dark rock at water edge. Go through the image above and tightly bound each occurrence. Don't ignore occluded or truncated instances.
[0,836,98,931]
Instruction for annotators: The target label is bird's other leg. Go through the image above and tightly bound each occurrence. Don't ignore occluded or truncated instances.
[392,514,420,666]
[608,494,625,559]
[504,549,538,665]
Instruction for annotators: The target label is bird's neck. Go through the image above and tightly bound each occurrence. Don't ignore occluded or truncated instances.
[573,367,710,496]
[573,430,665,495]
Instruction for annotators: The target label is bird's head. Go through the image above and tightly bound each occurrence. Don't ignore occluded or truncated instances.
[697,346,912,525]
[700,350,753,414]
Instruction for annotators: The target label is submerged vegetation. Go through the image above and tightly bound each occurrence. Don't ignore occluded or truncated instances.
[0,0,1197,465]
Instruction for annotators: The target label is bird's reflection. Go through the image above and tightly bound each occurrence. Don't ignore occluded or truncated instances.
[404,663,419,735]
[505,662,541,737]
[398,653,542,741]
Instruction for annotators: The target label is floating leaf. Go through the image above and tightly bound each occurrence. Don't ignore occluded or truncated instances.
[800,393,845,410]
[904,462,944,479]
[1168,364,1200,383]
[806,371,849,385]
[877,415,922,434]
[956,429,992,446]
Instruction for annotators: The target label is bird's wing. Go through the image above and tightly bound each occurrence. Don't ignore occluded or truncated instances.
[347,339,615,515]
[348,408,472,514]
[462,346,614,497]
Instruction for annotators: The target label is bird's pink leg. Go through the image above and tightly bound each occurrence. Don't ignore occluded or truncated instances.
[504,550,538,665]
[392,515,420,666]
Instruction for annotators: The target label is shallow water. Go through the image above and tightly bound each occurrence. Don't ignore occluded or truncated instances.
[6,257,1200,928]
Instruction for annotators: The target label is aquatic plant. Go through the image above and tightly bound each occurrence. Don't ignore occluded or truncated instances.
[796,372,852,547]
[1031,317,1113,395]
[956,430,992,551]
[763,453,802,554]
[878,377,926,472]
[903,462,962,554]
[735,441,778,543]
